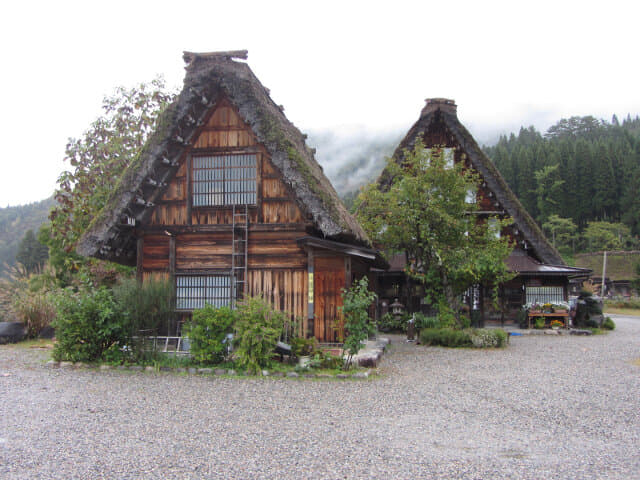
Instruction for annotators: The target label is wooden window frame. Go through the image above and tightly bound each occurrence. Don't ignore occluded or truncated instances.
[191,153,258,208]
[175,273,233,311]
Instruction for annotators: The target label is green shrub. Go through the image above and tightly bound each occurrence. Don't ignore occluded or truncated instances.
[291,337,317,357]
[13,290,57,338]
[470,328,508,348]
[516,309,528,329]
[341,277,376,368]
[534,317,545,329]
[419,328,472,347]
[234,296,288,374]
[602,317,616,330]
[378,312,406,332]
[112,277,176,336]
[183,304,235,365]
[52,288,127,362]
[414,312,441,330]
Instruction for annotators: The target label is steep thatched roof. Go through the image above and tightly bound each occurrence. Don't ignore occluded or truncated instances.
[77,51,369,264]
[381,98,564,266]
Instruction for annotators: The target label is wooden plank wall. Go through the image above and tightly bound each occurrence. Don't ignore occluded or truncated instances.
[246,269,308,337]
[148,98,304,226]
[314,256,345,342]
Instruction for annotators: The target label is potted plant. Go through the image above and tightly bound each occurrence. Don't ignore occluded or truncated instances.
[550,319,564,330]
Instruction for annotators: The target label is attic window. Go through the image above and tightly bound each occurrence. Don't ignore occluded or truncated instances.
[192,154,257,206]
[424,147,455,169]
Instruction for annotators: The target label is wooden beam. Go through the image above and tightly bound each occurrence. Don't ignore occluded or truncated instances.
[186,154,192,225]
[169,235,176,278]
[307,248,314,339]
[136,237,144,283]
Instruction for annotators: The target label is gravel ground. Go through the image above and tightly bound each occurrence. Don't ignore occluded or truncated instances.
[1,316,639,480]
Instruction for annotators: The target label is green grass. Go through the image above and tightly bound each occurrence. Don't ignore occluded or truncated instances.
[6,338,54,349]
[603,307,640,316]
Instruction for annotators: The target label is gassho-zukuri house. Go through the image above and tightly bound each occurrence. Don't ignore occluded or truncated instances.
[375,98,590,325]
[77,50,386,342]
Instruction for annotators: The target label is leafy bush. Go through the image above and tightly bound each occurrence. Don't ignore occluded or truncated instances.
[341,277,376,368]
[234,296,288,374]
[377,312,406,333]
[52,288,127,362]
[419,328,472,347]
[414,312,441,330]
[534,317,546,329]
[112,277,176,336]
[183,305,235,365]
[13,290,56,338]
[470,329,508,348]
[291,337,317,358]
[602,317,616,330]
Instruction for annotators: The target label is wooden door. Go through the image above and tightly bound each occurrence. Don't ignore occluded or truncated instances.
[314,256,345,342]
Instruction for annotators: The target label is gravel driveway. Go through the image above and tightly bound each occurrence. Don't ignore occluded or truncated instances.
[1,316,639,479]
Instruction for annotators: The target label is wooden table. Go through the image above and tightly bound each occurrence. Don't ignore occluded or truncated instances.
[527,312,569,329]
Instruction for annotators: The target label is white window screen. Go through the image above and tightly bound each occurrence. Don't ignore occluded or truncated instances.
[192,154,257,206]
[525,286,564,305]
[176,275,231,310]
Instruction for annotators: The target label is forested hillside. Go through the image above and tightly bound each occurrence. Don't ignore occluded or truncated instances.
[484,115,640,232]
[0,197,54,274]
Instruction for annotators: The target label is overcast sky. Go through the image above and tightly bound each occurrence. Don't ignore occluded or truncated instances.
[1,0,638,207]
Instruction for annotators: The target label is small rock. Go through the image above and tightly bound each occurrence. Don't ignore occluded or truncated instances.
[286,372,299,378]
[176,367,187,373]
[159,366,172,372]
[45,360,59,369]
[74,362,87,369]
[544,330,559,335]
[214,369,227,375]
[197,368,212,374]
[316,373,332,379]
[303,373,316,378]
[100,365,113,371]
[352,371,370,379]
[271,371,285,377]
[144,366,155,372]
[336,374,349,379]
[227,369,237,376]
[129,365,143,371]
[59,361,74,369]
[187,367,197,374]
[261,370,270,376]
[117,365,128,370]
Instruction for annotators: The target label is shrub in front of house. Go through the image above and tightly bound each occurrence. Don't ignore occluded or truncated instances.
[419,327,507,348]
[52,288,127,362]
[470,328,508,348]
[13,290,57,338]
[602,317,616,330]
[233,296,288,374]
[419,328,472,347]
[183,304,235,365]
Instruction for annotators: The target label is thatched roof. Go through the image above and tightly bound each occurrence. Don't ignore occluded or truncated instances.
[381,98,565,266]
[77,51,369,264]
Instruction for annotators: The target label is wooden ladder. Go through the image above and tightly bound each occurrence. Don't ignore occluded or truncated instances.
[231,204,249,307]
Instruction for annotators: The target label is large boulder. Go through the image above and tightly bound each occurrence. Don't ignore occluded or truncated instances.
[0,322,27,344]
[38,326,56,339]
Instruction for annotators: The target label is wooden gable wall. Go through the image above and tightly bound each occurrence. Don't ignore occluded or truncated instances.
[148,98,305,227]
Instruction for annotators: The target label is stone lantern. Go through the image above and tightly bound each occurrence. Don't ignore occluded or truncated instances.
[390,298,404,320]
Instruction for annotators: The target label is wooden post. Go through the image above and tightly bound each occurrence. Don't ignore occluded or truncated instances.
[186,154,192,225]
[307,249,314,338]
[344,256,352,289]
[136,236,144,283]
[169,235,176,278]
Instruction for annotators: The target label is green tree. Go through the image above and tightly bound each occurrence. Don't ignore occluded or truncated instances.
[356,142,514,327]
[49,78,175,254]
[340,277,376,369]
[534,164,564,223]
[582,221,633,251]
[15,229,49,274]
[542,215,578,253]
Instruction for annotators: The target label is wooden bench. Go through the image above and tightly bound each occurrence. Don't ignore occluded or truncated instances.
[527,312,569,329]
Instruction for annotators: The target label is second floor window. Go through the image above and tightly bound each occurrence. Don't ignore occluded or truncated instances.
[192,154,257,206]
